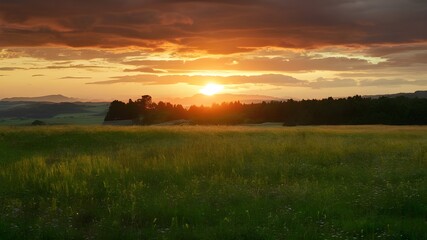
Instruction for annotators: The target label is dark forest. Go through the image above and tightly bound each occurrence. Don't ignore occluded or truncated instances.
[104,95,427,125]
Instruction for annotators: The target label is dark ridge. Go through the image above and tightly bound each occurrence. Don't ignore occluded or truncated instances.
[1,94,79,103]
[0,102,89,118]
[105,95,427,125]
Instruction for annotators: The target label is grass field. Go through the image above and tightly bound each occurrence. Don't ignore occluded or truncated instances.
[0,126,426,239]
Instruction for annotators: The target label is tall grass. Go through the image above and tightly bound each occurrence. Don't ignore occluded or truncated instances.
[0,126,426,239]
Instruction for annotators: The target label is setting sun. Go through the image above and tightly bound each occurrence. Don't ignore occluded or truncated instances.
[200,83,224,96]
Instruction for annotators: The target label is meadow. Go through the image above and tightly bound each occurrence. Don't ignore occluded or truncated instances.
[0,126,426,239]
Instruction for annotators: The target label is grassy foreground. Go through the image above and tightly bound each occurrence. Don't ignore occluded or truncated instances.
[0,126,426,239]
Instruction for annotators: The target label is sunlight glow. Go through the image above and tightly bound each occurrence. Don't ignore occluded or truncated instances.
[200,83,224,96]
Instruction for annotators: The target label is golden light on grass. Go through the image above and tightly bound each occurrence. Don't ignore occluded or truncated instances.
[200,83,224,96]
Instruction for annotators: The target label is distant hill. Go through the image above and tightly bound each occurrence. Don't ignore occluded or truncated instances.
[365,91,427,99]
[1,94,79,103]
[0,102,90,118]
[0,101,109,125]
[166,93,286,106]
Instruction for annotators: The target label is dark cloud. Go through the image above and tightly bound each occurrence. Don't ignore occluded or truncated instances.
[32,74,45,77]
[0,67,25,71]
[0,0,426,52]
[366,43,427,57]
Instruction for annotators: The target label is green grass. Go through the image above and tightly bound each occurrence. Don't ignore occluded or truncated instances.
[0,114,105,126]
[0,126,426,239]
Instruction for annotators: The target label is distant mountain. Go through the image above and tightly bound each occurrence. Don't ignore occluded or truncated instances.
[0,101,109,126]
[1,94,79,103]
[165,93,286,106]
[0,102,89,118]
[365,90,427,99]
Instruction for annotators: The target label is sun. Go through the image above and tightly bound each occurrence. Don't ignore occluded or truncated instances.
[200,83,224,96]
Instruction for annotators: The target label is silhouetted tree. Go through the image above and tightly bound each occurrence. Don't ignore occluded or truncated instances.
[104,95,427,125]
[104,100,129,121]
[31,120,46,126]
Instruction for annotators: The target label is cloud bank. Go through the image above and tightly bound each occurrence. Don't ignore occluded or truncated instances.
[1,0,426,53]
[87,74,427,89]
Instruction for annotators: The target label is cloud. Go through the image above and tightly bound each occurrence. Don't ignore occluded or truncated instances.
[0,67,24,71]
[123,67,167,73]
[123,55,378,73]
[309,78,357,89]
[60,76,92,79]
[0,0,426,53]
[336,72,400,78]
[32,64,109,70]
[87,73,427,89]
[359,79,427,87]
[0,64,108,72]
[4,47,147,61]
[366,43,427,57]
[3,45,426,78]
[46,65,103,69]
[87,74,305,86]
[32,74,45,77]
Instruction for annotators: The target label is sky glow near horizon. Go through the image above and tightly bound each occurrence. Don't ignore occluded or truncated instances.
[0,0,426,101]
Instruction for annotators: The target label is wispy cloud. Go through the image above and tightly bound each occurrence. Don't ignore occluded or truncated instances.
[123,67,167,73]
[87,74,304,86]
[60,76,92,79]
[0,67,24,71]
[87,74,427,89]
[359,79,427,87]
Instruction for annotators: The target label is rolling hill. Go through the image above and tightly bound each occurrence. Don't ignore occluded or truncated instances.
[365,90,427,99]
[1,94,79,103]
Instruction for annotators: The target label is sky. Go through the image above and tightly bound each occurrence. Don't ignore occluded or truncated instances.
[1,0,427,101]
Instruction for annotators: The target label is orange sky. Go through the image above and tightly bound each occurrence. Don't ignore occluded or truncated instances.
[1,0,426,101]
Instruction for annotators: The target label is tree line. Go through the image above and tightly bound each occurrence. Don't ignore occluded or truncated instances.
[104,95,427,125]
